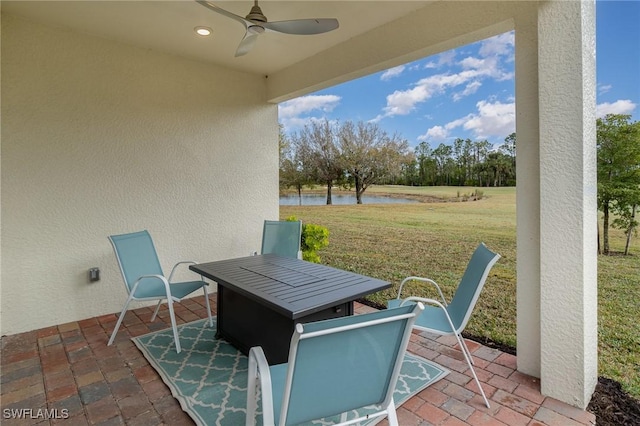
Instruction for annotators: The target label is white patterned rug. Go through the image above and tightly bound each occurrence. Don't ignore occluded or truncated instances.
[132,318,449,426]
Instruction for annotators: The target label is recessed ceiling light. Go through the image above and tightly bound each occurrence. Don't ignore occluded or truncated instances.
[194,26,212,36]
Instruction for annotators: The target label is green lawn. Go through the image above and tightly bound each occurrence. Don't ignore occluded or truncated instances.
[281,185,640,399]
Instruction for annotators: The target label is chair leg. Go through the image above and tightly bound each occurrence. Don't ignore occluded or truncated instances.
[150,300,163,322]
[459,337,475,365]
[108,295,134,346]
[247,347,274,425]
[385,398,399,426]
[246,352,258,426]
[203,286,213,328]
[453,332,490,408]
[165,297,181,353]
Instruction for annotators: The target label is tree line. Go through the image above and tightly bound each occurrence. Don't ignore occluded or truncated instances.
[409,134,516,187]
[279,119,516,205]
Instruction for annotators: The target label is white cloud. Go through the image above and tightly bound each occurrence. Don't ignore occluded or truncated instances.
[417,115,472,142]
[419,100,514,142]
[374,32,515,121]
[418,125,449,142]
[278,95,341,131]
[597,84,612,95]
[382,83,431,116]
[424,51,457,69]
[453,81,482,101]
[279,95,340,119]
[596,99,636,117]
[445,116,473,130]
[463,100,515,138]
[380,65,406,81]
[378,65,511,119]
[459,56,513,81]
[479,32,514,57]
[459,56,485,69]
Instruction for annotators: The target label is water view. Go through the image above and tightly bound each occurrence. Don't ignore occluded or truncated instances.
[279,194,420,205]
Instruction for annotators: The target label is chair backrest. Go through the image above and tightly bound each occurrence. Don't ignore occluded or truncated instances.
[447,243,501,332]
[277,303,422,425]
[108,230,165,298]
[261,220,302,259]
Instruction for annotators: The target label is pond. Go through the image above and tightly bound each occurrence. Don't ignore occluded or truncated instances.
[279,193,420,205]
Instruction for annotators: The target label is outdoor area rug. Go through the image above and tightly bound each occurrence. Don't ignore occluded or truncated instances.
[132,318,449,426]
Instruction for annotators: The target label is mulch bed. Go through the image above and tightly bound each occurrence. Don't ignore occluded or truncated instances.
[359,299,640,425]
[588,377,640,426]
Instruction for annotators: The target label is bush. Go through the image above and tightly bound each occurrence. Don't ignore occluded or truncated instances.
[286,216,329,263]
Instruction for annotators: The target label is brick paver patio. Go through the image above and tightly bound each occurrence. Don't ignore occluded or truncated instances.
[1,296,596,425]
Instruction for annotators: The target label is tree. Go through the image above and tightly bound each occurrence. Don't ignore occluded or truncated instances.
[472,140,492,186]
[415,141,438,185]
[293,119,344,205]
[452,138,474,185]
[498,133,517,185]
[279,125,313,204]
[432,143,454,185]
[399,153,419,186]
[484,152,512,187]
[611,187,640,255]
[339,121,409,204]
[597,114,640,255]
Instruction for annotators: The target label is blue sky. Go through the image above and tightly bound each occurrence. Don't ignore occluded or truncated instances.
[278,0,640,149]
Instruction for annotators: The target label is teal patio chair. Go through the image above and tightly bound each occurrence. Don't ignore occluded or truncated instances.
[387,242,500,408]
[107,230,213,353]
[261,220,302,259]
[246,303,424,426]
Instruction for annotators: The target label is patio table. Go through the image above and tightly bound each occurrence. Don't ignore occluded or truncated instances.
[190,254,390,364]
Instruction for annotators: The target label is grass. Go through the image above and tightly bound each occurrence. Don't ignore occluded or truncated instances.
[281,185,640,399]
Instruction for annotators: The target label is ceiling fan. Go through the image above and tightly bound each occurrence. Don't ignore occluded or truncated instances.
[196,1,339,57]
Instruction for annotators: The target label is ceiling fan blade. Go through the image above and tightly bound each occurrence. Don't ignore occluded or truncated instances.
[196,1,250,28]
[263,18,339,35]
[235,32,258,57]
[196,1,338,57]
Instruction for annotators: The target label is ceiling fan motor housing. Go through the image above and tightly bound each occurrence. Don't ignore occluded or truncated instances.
[246,5,267,22]
[248,25,265,35]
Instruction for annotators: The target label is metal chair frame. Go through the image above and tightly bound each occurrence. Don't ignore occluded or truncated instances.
[246,303,424,426]
[389,242,500,408]
[107,230,213,353]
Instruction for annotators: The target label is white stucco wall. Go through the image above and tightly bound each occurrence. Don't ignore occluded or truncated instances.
[1,14,279,335]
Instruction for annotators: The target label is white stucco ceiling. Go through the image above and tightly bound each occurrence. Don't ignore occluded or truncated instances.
[2,1,432,75]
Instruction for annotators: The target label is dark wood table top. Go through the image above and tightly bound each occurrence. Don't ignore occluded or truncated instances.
[190,254,390,320]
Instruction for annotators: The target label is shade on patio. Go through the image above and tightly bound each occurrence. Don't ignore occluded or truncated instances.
[1,0,597,409]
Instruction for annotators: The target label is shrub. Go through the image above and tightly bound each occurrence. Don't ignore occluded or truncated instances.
[286,216,329,263]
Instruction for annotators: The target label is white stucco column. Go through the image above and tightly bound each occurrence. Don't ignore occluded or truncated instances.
[537,0,598,408]
[515,7,541,379]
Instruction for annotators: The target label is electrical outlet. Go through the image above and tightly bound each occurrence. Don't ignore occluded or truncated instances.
[89,267,100,282]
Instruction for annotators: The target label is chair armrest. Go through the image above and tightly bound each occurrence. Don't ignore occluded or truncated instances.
[168,261,200,283]
[247,347,275,426]
[400,296,458,333]
[130,274,172,297]
[396,276,448,305]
